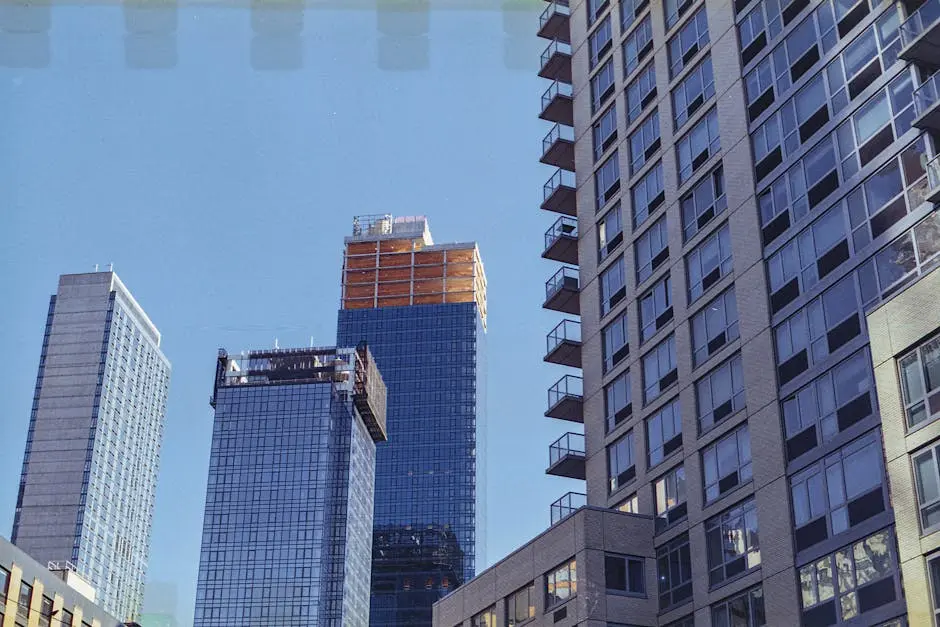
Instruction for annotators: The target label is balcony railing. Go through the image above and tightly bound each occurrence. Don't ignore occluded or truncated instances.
[900,0,940,63]
[539,40,573,83]
[546,373,583,421]
[539,1,572,42]
[546,318,581,353]
[927,153,940,203]
[545,265,578,300]
[542,168,576,216]
[551,491,587,525]
[542,122,574,156]
[540,1,571,29]
[915,71,940,131]
[541,80,573,113]
[549,432,585,465]
[544,216,577,251]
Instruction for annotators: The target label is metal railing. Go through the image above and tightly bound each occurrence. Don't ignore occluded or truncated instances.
[542,122,575,156]
[544,216,578,252]
[916,71,940,119]
[547,374,583,409]
[540,1,571,30]
[549,432,585,466]
[927,153,940,193]
[543,168,576,202]
[540,40,572,72]
[900,0,940,48]
[541,80,573,113]
[551,491,587,525]
[546,319,581,355]
[545,266,579,300]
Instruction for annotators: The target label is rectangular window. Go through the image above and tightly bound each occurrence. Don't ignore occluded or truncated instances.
[629,111,661,175]
[686,222,732,303]
[668,7,709,77]
[590,15,614,68]
[738,2,778,66]
[692,288,739,366]
[621,0,650,31]
[640,275,673,343]
[798,529,898,624]
[594,103,618,162]
[546,559,577,608]
[655,464,687,531]
[603,310,630,374]
[605,554,646,594]
[657,534,693,609]
[648,398,682,466]
[598,202,624,261]
[711,586,767,626]
[623,16,654,76]
[792,432,886,552]
[913,444,940,534]
[627,62,657,124]
[636,215,669,284]
[38,597,53,627]
[471,606,496,627]
[601,257,627,316]
[606,370,633,432]
[506,583,535,627]
[592,58,617,113]
[899,335,940,431]
[60,610,74,627]
[609,431,637,491]
[596,150,621,210]
[705,498,761,586]
[929,553,940,624]
[632,162,665,228]
[677,108,720,184]
[617,493,639,513]
[672,56,715,129]
[588,0,610,26]
[665,0,695,30]
[643,335,678,403]
[17,581,32,621]
[703,424,752,503]
[696,354,745,432]
[0,566,8,600]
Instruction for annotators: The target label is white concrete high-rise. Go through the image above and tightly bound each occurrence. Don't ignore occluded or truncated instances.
[11,271,171,622]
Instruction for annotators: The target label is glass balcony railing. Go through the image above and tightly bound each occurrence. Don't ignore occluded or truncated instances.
[915,71,940,119]
[900,0,940,49]
[540,40,572,72]
[549,432,585,466]
[542,123,575,157]
[544,216,578,252]
[545,266,579,301]
[547,374,583,409]
[541,80,573,113]
[543,168,575,202]
[540,1,571,30]
[546,319,581,355]
[551,491,587,525]
[927,153,940,193]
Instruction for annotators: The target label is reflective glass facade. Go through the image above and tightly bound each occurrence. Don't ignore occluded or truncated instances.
[338,302,486,627]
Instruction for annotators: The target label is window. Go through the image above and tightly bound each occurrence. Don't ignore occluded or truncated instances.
[655,464,687,531]
[506,583,535,627]
[656,534,692,609]
[798,529,898,624]
[627,62,657,124]
[598,203,624,261]
[782,348,873,461]
[668,7,709,77]
[600,257,627,316]
[605,554,646,594]
[929,553,940,624]
[648,398,682,466]
[605,370,633,431]
[38,597,54,627]
[673,57,715,129]
[0,566,7,600]
[703,424,752,503]
[792,432,885,552]
[588,0,610,26]
[546,559,577,608]
[596,150,621,209]
[697,354,745,432]
[677,108,720,184]
[623,16,653,76]
[739,4,776,66]
[712,586,767,627]
[590,15,614,68]
[870,210,940,301]
[899,335,940,431]
[643,335,677,403]
[686,222,731,302]
[59,610,73,627]
[629,111,661,175]
[691,288,739,366]
[636,215,668,284]
[592,58,617,113]
[621,0,650,31]
[617,493,639,513]
[665,618,695,627]
[632,162,665,228]
[593,103,618,163]
[912,443,940,534]
[665,0,694,30]
[640,275,673,342]
[706,498,760,586]
[471,606,496,627]
[603,311,630,374]
[608,431,636,491]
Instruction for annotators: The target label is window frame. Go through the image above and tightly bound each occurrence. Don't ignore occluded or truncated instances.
[593,103,619,163]
[899,334,940,432]
[672,56,715,130]
[598,202,624,262]
[627,61,657,125]
[696,353,746,433]
[647,398,682,467]
[655,463,688,532]
[691,287,740,367]
[686,222,732,303]
[623,15,654,77]
[705,498,761,587]
[592,58,617,113]
[608,430,637,492]
[640,275,673,343]
[506,583,535,627]
[605,553,647,595]
[629,110,662,175]
[656,534,693,609]
[677,107,720,184]
[668,7,710,78]
[545,559,578,610]
[636,215,669,284]
[589,14,614,69]
[596,149,622,211]
[600,256,628,316]
[605,369,634,432]
[632,161,665,229]
[643,334,678,404]
[711,586,767,627]
[603,310,630,374]
[703,423,752,504]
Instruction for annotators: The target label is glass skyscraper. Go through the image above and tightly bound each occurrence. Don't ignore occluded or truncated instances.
[12,271,171,621]
[193,345,387,627]
[336,215,487,627]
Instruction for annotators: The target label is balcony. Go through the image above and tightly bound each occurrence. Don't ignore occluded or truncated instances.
[550,491,586,525]
[538,1,571,43]
[541,168,576,216]
[928,154,940,204]
[915,71,940,131]
[547,432,586,479]
[543,266,580,314]
[546,374,583,422]
[545,319,582,367]
[899,0,940,69]
[540,123,575,171]
[540,80,574,126]
[543,216,578,264]
[538,40,572,84]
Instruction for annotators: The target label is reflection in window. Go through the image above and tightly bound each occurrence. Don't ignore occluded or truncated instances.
[705,498,760,586]
[616,492,639,513]
[654,464,687,532]
[900,334,940,431]
[608,431,636,491]
[598,202,623,261]
[672,56,715,129]
[546,559,577,609]
[592,58,617,112]
[711,586,766,627]
[657,534,692,609]
[593,103,618,162]
[506,583,535,627]
[471,605,496,627]
[630,111,662,175]
[913,444,940,533]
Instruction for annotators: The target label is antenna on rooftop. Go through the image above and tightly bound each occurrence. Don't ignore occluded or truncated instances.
[108,262,113,271]
[274,338,279,349]
[310,336,314,347]
[94,264,99,272]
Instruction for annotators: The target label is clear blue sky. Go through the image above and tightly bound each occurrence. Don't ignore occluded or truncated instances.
[0,2,582,623]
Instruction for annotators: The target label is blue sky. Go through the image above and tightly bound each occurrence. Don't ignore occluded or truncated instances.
[0,1,581,623]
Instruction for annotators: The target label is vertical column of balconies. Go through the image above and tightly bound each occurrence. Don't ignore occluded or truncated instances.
[904,1,940,203]
[538,0,585,525]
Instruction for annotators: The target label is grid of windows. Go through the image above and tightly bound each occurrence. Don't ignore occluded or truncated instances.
[598,203,624,261]
[594,104,618,162]
[603,311,630,374]
[677,108,720,184]
[673,56,715,130]
[596,150,622,210]
[605,554,646,594]
[632,162,665,228]
[601,257,628,316]
[687,222,732,303]
[546,559,577,609]
[705,498,761,586]
[609,431,637,491]
[506,583,535,627]
[691,288,739,366]
[900,335,940,431]
[712,587,767,627]
[627,62,657,124]
[697,354,745,433]
[655,464,687,532]
[703,424,752,503]
[629,111,662,175]
[636,216,669,284]
[640,275,673,342]
[656,534,693,609]
[668,7,709,77]
[643,335,678,403]
[648,398,682,466]
[623,16,654,76]
[606,370,633,432]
